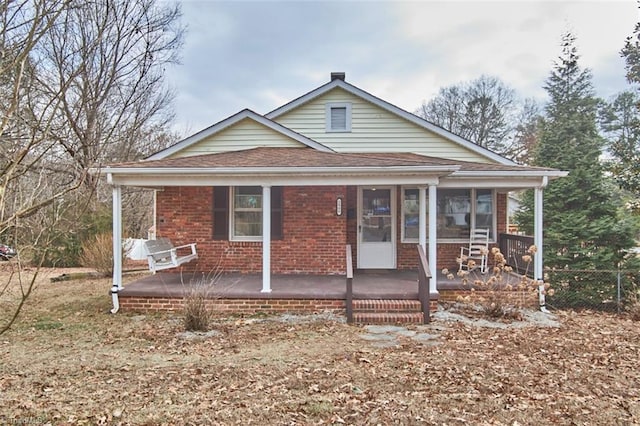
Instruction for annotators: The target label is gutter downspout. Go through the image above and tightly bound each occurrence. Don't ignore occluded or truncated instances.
[534,176,548,313]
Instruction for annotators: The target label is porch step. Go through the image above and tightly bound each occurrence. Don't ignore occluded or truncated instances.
[353,312,424,325]
[352,299,422,313]
[351,299,425,325]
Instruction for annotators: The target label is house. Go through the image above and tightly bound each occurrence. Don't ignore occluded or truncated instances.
[102,72,566,320]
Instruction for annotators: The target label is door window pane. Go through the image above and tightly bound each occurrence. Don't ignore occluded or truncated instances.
[362,189,392,242]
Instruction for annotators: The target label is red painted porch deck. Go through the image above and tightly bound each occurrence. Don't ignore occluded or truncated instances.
[119,270,465,300]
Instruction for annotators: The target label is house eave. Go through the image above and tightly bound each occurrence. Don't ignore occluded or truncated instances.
[103,165,461,187]
[452,170,569,178]
[440,170,568,189]
[104,165,460,175]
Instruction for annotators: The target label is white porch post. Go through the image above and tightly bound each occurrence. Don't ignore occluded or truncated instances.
[110,185,123,313]
[428,184,438,294]
[534,177,547,309]
[418,186,427,251]
[261,185,272,293]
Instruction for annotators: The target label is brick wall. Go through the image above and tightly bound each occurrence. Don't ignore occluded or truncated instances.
[155,186,508,275]
[120,296,345,314]
[156,186,347,274]
[438,288,539,308]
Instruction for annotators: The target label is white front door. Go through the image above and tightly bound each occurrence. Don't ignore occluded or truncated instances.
[357,186,396,269]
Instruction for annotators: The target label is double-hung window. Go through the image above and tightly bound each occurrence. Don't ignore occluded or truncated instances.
[213,186,283,241]
[232,186,262,240]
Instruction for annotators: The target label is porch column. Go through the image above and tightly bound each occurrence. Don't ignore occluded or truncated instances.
[261,185,272,293]
[418,186,427,251]
[534,177,547,309]
[109,184,123,314]
[112,185,123,291]
[428,184,438,294]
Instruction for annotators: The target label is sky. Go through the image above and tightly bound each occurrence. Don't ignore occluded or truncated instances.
[165,0,639,136]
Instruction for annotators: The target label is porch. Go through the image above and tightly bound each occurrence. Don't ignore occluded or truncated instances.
[117,269,487,318]
[120,269,450,299]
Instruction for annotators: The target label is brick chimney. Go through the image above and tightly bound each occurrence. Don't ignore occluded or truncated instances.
[330,72,345,81]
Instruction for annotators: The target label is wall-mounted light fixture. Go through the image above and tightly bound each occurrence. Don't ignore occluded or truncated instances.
[336,197,343,216]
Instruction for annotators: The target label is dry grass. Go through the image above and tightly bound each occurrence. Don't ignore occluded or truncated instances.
[183,289,212,332]
[79,232,119,277]
[1,268,640,424]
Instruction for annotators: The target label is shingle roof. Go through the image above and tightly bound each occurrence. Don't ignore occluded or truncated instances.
[107,146,557,173]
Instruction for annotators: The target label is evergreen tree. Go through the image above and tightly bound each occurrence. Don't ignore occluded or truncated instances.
[516,33,637,269]
[600,91,640,213]
[615,18,640,212]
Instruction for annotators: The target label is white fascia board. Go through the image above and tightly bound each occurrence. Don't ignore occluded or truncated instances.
[105,165,459,187]
[266,80,516,166]
[148,109,334,160]
[109,174,444,187]
[104,165,460,176]
[440,170,568,189]
[452,170,569,178]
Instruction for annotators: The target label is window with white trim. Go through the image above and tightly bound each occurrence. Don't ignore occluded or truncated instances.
[325,102,352,132]
[232,186,263,240]
[401,187,495,242]
[213,187,283,242]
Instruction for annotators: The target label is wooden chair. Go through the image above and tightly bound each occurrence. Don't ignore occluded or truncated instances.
[458,228,490,274]
[144,238,198,273]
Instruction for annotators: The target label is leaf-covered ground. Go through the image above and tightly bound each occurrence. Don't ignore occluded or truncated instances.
[1,269,639,425]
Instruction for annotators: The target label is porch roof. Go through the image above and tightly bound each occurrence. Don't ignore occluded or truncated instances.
[101,147,566,189]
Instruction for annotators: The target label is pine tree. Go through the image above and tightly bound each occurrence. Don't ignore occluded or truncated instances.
[615,19,640,212]
[516,33,637,269]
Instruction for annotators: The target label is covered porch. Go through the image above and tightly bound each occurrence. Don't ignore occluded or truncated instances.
[101,148,565,316]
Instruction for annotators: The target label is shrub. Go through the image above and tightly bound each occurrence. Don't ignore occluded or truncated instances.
[182,272,224,332]
[183,289,211,332]
[183,280,213,331]
[79,232,120,276]
[626,287,640,321]
[445,245,551,320]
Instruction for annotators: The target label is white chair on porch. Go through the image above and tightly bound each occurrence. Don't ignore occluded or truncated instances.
[458,228,490,274]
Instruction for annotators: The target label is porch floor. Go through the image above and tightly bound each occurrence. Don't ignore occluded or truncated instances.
[119,270,467,300]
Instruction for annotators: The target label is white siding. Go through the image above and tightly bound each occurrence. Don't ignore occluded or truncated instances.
[172,118,304,158]
[274,88,493,163]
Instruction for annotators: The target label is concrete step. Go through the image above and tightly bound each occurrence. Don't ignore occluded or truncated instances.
[352,299,422,313]
[353,312,425,325]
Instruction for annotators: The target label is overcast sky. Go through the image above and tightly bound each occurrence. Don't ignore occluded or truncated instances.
[165,0,639,136]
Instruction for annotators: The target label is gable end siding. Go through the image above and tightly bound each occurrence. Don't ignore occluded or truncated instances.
[172,117,305,158]
[273,88,493,163]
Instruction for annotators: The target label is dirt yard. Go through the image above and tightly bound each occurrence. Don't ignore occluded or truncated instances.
[1,267,639,425]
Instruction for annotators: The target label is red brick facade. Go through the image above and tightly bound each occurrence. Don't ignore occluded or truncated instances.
[156,186,348,274]
[156,186,508,275]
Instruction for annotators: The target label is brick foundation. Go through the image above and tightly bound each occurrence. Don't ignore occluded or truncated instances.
[120,295,437,316]
[438,289,539,308]
[120,296,346,315]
